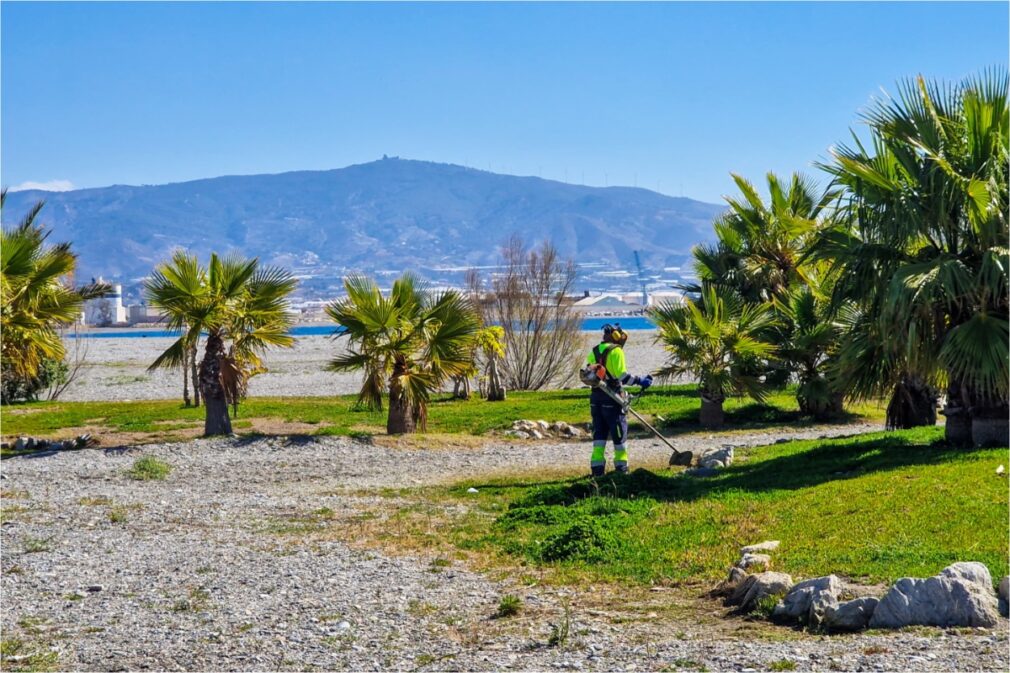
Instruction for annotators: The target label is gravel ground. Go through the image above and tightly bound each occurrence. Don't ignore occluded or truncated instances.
[3,423,1007,672]
[57,332,675,402]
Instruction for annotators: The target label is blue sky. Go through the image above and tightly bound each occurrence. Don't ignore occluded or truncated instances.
[2,1,1007,203]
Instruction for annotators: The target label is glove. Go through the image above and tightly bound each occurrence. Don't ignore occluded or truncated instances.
[638,375,653,390]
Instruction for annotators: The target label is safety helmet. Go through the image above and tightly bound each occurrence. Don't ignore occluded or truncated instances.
[603,323,628,346]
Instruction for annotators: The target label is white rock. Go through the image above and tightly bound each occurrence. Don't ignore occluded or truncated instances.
[728,571,793,611]
[869,563,1000,629]
[825,597,879,632]
[736,553,771,571]
[740,540,780,554]
[466,488,479,494]
[773,575,841,624]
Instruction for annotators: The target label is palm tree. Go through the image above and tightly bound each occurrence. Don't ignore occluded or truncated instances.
[691,172,835,302]
[772,278,845,420]
[146,252,297,435]
[651,285,778,428]
[817,70,1009,446]
[326,274,481,434]
[1,189,106,394]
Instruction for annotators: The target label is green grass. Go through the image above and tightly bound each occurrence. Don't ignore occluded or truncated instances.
[126,456,171,481]
[1,385,885,452]
[0,638,59,672]
[414,427,1007,586]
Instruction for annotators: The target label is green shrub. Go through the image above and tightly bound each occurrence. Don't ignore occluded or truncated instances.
[127,456,171,481]
[1,358,67,404]
[495,594,522,618]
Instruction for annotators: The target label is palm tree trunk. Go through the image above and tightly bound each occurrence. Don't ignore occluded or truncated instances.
[486,357,506,401]
[699,392,725,428]
[885,375,936,430]
[200,332,232,436]
[190,343,201,407]
[182,346,191,407]
[942,378,971,446]
[386,378,416,434]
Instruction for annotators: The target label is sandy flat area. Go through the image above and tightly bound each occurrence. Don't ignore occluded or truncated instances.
[58,330,675,402]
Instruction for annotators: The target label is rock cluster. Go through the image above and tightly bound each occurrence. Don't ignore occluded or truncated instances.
[504,420,584,440]
[2,434,96,452]
[719,544,1008,632]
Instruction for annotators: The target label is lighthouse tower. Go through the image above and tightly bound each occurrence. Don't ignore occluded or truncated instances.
[84,277,128,326]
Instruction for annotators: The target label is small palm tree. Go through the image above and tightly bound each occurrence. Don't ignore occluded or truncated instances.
[326,274,481,434]
[1,189,106,392]
[651,285,778,428]
[146,252,297,435]
[773,277,845,420]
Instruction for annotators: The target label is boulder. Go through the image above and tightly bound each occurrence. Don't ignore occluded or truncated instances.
[741,540,780,554]
[736,553,771,572]
[773,575,841,624]
[685,467,719,478]
[824,596,879,632]
[727,571,793,611]
[529,429,544,440]
[535,420,550,431]
[868,563,1000,629]
[998,576,1008,618]
[715,566,749,596]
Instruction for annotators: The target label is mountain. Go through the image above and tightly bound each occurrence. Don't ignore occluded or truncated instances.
[1,158,724,290]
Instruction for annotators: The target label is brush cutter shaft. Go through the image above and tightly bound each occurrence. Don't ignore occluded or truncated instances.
[595,383,681,454]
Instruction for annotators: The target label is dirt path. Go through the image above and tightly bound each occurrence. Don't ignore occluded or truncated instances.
[2,427,1006,672]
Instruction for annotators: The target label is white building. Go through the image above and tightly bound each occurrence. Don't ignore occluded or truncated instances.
[84,279,128,326]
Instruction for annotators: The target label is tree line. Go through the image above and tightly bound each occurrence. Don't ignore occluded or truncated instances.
[2,70,1005,446]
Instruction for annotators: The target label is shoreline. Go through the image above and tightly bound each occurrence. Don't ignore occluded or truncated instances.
[55,331,671,403]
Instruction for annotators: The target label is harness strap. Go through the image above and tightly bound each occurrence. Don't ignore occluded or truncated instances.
[592,344,621,388]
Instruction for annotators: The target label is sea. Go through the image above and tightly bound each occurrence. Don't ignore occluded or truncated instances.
[68,316,656,338]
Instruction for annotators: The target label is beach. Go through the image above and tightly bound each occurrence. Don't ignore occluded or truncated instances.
[58,330,675,402]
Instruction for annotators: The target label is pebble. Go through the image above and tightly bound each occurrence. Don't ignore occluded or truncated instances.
[1,427,1006,672]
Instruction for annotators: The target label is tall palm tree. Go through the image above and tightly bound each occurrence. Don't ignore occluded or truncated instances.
[326,274,480,434]
[146,252,297,435]
[817,69,1009,446]
[651,285,778,428]
[1,189,106,390]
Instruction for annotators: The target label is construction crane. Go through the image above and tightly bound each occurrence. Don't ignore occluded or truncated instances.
[633,250,649,307]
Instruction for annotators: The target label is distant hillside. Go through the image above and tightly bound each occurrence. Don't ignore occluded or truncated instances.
[1,158,724,284]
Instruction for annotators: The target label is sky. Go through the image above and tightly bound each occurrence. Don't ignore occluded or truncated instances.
[2,1,1007,204]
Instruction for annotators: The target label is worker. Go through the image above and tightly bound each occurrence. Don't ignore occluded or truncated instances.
[586,323,652,476]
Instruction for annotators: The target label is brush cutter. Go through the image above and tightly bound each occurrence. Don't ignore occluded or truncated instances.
[579,365,693,466]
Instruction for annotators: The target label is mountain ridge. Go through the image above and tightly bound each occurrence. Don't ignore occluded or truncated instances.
[2,157,724,291]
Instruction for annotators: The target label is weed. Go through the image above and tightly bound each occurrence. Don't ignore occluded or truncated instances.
[107,507,129,523]
[863,645,888,655]
[547,600,571,647]
[429,557,451,573]
[750,594,782,619]
[495,594,522,618]
[195,566,214,574]
[768,660,796,672]
[237,623,254,633]
[127,456,171,481]
[21,537,52,554]
[407,600,438,617]
[6,564,24,574]
[313,507,335,519]
[63,593,84,601]
[172,586,211,612]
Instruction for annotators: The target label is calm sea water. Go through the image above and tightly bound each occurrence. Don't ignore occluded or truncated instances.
[69,316,656,339]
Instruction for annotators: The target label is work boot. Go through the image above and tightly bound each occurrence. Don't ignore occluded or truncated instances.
[591,465,605,477]
[614,464,629,474]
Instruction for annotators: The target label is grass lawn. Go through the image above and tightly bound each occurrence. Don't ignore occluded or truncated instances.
[327,427,1008,588]
[0,384,886,452]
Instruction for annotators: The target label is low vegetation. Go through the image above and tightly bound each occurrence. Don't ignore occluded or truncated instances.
[126,456,171,481]
[0,384,887,452]
[322,428,1007,587]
